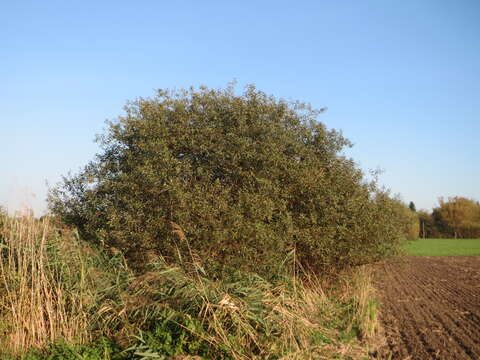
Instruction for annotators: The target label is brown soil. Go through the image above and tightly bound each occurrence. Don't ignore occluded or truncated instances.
[374,256,480,360]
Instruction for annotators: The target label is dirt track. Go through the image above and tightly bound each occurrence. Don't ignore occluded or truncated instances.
[375,256,480,360]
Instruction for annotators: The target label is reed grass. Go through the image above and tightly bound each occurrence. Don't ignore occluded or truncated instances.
[0,215,91,354]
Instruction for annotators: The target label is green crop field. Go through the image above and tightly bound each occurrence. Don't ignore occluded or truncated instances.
[404,238,480,256]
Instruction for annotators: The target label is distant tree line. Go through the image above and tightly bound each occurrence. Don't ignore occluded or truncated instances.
[414,197,480,239]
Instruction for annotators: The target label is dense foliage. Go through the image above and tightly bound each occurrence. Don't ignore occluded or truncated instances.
[419,197,480,238]
[49,85,411,275]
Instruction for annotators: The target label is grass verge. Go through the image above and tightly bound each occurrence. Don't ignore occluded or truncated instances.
[0,214,383,359]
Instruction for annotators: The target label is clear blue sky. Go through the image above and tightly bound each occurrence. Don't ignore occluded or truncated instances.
[1,0,479,215]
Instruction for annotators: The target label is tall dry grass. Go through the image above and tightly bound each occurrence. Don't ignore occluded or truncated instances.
[349,266,380,340]
[0,215,91,354]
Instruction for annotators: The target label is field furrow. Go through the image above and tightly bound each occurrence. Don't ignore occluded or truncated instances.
[375,256,480,360]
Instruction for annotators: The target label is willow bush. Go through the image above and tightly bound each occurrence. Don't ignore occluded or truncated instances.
[49,85,408,276]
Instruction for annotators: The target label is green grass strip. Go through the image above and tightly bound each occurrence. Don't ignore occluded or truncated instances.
[404,238,480,256]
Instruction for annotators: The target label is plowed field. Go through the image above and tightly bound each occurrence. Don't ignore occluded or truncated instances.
[375,256,480,360]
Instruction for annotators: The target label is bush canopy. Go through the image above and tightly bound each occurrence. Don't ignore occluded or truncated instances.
[49,85,411,275]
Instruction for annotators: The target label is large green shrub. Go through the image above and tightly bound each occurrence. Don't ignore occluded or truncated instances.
[49,85,407,275]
